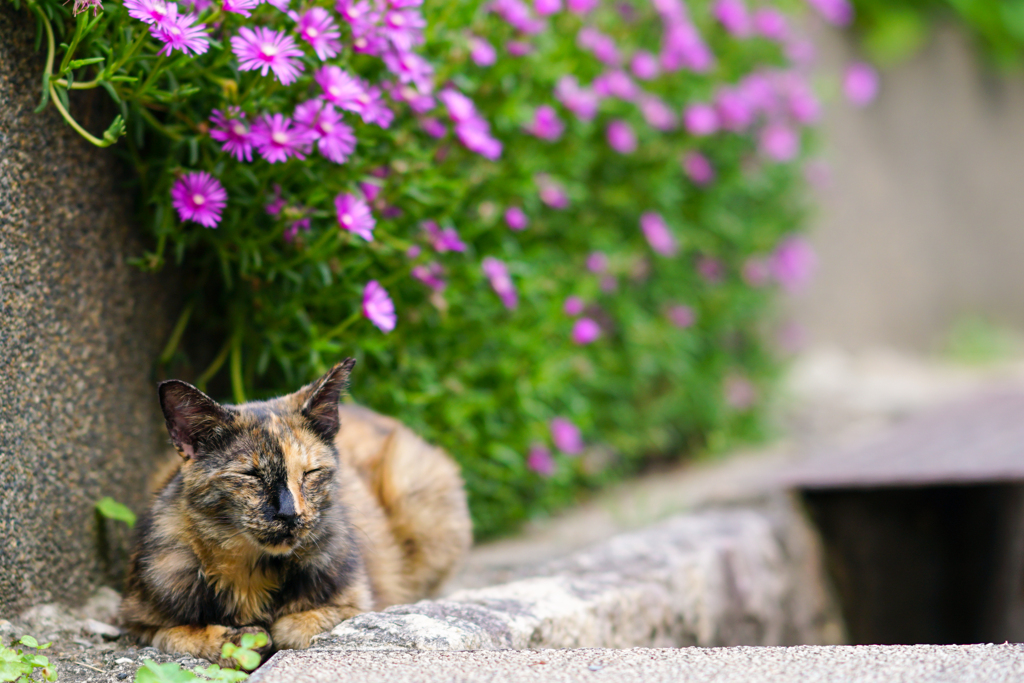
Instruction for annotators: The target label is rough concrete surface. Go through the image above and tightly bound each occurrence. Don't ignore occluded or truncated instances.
[0,3,178,615]
[250,644,1024,683]
[313,499,843,653]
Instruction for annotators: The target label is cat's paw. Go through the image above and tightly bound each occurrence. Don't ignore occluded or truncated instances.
[217,625,273,668]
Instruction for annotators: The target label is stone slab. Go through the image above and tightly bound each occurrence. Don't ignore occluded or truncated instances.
[307,498,842,655]
[250,644,1024,683]
[0,3,177,614]
[782,390,1024,489]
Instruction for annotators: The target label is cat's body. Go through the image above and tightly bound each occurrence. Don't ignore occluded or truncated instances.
[118,361,472,664]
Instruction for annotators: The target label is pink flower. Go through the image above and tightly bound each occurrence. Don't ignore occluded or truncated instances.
[683,103,719,136]
[566,0,597,14]
[640,212,678,257]
[661,20,714,73]
[407,245,422,259]
[527,105,565,141]
[526,444,555,476]
[578,28,620,65]
[630,50,660,80]
[423,221,467,253]
[715,87,754,131]
[316,66,366,110]
[593,70,637,100]
[231,27,305,85]
[283,218,310,243]
[712,0,751,37]
[151,8,209,56]
[639,95,677,131]
[470,36,497,66]
[335,193,376,241]
[586,251,608,273]
[536,175,568,209]
[571,318,600,345]
[505,206,529,230]
[725,374,756,409]
[606,120,637,154]
[363,281,396,333]
[482,257,518,309]
[456,118,503,160]
[266,185,286,215]
[421,118,447,138]
[297,7,342,60]
[294,100,356,164]
[759,122,799,162]
[844,62,879,107]
[360,182,382,202]
[383,8,426,52]
[412,262,447,291]
[209,107,254,162]
[805,0,852,26]
[782,75,820,124]
[682,151,714,185]
[123,0,174,26]
[382,52,434,93]
[753,8,788,40]
[554,76,600,122]
[601,273,617,293]
[251,114,314,163]
[535,0,561,15]
[439,88,478,123]
[742,257,771,287]
[770,235,816,292]
[697,256,724,283]
[222,0,259,16]
[550,417,583,454]
[564,296,585,316]
[507,40,533,56]
[353,86,394,128]
[667,305,695,329]
[171,171,227,228]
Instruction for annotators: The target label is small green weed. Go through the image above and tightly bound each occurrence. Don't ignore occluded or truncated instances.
[0,636,57,683]
[134,632,268,683]
[95,497,137,528]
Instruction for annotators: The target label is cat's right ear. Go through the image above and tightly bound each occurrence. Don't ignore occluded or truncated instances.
[158,380,232,460]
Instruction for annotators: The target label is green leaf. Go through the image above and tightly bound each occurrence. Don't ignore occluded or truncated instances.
[135,661,199,683]
[96,497,136,527]
[193,665,248,683]
[68,56,104,69]
[231,651,260,672]
[101,115,127,146]
[29,656,47,667]
[16,638,37,650]
[0,661,32,683]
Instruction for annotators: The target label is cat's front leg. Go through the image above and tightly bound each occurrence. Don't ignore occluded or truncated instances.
[152,625,273,667]
[270,604,365,650]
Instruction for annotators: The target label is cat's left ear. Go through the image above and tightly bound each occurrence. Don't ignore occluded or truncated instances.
[300,358,356,442]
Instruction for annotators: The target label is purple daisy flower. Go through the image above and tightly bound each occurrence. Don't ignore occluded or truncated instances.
[209,108,254,162]
[251,114,314,163]
[505,206,529,230]
[534,0,561,15]
[123,0,175,26]
[554,76,600,121]
[151,8,210,56]
[469,36,497,66]
[550,417,583,454]
[315,66,366,111]
[586,251,608,273]
[231,27,305,85]
[298,7,342,60]
[759,122,799,162]
[482,257,517,309]
[171,172,227,228]
[564,296,584,316]
[383,8,426,52]
[571,318,600,345]
[439,88,478,123]
[412,262,447,292]
[606,120,636,154]
[712,0,751,37]
[423,221,467,253]
[630,50,660,80]
[639,95,677,131]
[222,0,259,17]
[335,193,375,241]
[362,281,396,333]
[354,85,394,128]
[526,444,555,477]
[526,105,564,141]
[668,305,695,329]
[294,100,356,164]
[684,103,719,136]
[640,212,678,257]
[455,118,502,160]
[682,151,715,186]
[844,62,879,107]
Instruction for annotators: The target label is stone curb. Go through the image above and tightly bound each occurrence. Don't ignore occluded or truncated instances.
[251,495,842,682]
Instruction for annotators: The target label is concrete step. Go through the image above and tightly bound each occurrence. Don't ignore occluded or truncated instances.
[249,644,1024,683]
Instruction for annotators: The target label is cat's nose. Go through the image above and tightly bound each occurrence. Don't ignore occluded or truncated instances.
[275,484,299,526]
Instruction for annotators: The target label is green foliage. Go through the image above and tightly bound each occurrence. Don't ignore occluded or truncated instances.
[16,0,814,538]
[134,631,267,683]
[96,497,137,528]
[850,0,1024,67]
[0,636,56,683]
[943,316,1020,365]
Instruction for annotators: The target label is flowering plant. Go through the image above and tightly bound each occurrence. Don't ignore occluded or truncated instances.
[14,0,852,537]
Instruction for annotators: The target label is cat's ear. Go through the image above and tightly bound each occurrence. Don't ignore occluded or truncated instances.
[158,380,232,460]
[300,358,356,442]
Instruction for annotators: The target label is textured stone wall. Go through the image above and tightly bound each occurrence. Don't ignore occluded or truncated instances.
[0,3,177,616]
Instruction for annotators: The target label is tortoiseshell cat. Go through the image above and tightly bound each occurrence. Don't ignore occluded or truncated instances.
[118,359,472,664]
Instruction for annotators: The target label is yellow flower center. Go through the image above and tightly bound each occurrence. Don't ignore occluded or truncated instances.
[192,193,206,206]
[262,43,279,57]
[271,131,289,145]
[306,27,319,38]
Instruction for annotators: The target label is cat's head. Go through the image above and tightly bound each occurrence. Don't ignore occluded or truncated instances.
[156,359,356,556]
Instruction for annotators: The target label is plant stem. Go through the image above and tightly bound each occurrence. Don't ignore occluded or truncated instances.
[48,82,116,147]
[159,301,195,365]
[230,330,246,404]
[195,337,232,390]
[323,309,362,341]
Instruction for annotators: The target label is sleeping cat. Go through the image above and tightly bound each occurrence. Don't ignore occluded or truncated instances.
[118,359,472,664]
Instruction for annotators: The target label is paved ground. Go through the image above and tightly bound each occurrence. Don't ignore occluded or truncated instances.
[250,644,1024,683]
